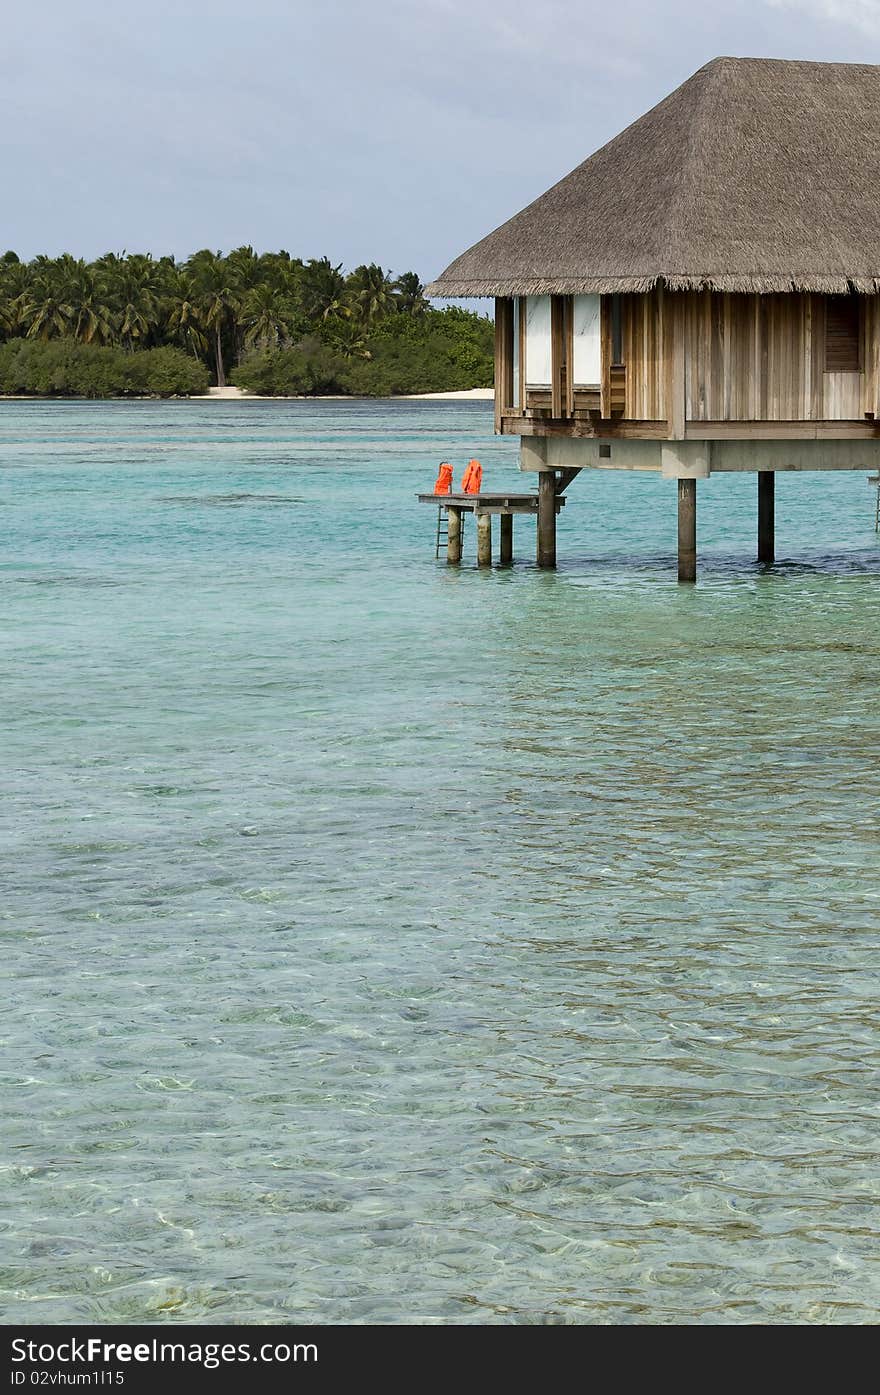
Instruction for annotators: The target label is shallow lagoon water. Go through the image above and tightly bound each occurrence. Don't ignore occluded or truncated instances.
[2,398,879,1324]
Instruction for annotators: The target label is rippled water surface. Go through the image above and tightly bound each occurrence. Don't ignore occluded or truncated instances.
[2,398,879,1324]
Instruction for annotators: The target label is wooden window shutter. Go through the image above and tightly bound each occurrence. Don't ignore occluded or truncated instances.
[825,296,860,371]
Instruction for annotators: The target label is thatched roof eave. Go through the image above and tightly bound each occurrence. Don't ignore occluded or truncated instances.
[426,273,880,299]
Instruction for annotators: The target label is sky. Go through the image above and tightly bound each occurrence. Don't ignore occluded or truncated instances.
[3,0,880,281]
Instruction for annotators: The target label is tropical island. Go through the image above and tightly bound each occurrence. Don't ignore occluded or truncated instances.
[0,249,494,398]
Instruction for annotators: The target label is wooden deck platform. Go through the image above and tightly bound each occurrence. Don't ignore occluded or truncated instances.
[418,487,566,567]
[416,492,566,515]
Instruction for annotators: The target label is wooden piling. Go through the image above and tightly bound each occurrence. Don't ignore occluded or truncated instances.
[758,470,775,563]
[537,471,556,568]
[499,514,513,565]
[678,478,696,582]
[446,506,462,564]
[477,512,492,567]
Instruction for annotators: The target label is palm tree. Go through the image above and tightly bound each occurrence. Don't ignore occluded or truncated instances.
[0,259,32,339]
[348,263,396,326]
[22,267,73,340]
[300,257,347,322]
[24,293,72,341]
[121,257,162,349]
[165,269,208,360]
[240,283,295,350]
[259,251,301,289]
[0,294,24,339]
[186,250,241,386]
[394,271,428,316]
[96,254,164,350]
[58,261,114,345]
[324,316,371,360]
[226,246,262,292]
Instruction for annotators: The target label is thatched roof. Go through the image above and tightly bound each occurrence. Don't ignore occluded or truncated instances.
[426,57,880,298]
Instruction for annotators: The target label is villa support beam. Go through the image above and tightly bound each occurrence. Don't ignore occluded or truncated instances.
[477,512,492,567]
[494,298,515,434]
[665,293,687,441]
[447,507,462,564]
[499,514,513,565]
[678,479,697,582]
[537,471,557,568]
[758,470,775,563]
[550,296,572,419]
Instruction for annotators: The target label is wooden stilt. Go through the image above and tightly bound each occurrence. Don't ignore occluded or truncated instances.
[446,506,462,564]
[758,470,775,563]
[499,513,513,565]
[537,471,556,568]
[476,512,492,567]
[678,478,697,582]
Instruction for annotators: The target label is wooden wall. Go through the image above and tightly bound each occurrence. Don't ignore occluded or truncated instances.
[682,291,876,422]
[496,291,880,430]
[621,291,664,420]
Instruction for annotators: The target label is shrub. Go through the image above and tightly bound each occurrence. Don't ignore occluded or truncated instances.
[0,340,210,397]
[231,338,347,396]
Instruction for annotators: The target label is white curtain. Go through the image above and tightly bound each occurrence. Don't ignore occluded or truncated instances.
[525,296,552,387]
[572,295,601,385]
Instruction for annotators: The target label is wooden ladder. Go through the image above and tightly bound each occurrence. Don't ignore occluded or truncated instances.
[435,504,463,557]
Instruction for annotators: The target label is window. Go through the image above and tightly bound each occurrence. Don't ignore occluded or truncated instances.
[524,295,552,387]
[572,294,601,385]
[825,295,860,371]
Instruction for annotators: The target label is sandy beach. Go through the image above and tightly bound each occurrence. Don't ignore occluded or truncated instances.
[403,387,493,400]
[192,386,494,402]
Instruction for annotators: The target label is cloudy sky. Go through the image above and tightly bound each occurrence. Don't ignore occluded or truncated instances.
[2,1,878,278]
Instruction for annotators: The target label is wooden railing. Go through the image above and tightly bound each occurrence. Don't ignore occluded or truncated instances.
[524,387,600,414]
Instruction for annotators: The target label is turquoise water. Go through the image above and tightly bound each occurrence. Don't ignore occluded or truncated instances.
[2,398,879,1325]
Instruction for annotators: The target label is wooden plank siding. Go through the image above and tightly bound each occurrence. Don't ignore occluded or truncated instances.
[495,291,880,435]
[824,372,862,419]
[682,291,874,423]
[664,290,687,439]
[861,296,880,417]
[621,291,664,420]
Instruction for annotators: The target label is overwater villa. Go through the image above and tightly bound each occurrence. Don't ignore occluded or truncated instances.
[424,57,880,579]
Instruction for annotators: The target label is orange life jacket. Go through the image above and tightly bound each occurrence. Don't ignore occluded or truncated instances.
[461,459,482,494]
[433,462,453,495]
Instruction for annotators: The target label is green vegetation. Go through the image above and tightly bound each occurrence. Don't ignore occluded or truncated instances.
[0,249,493,397]
[232,310,494,397]
[0,341,209,398]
